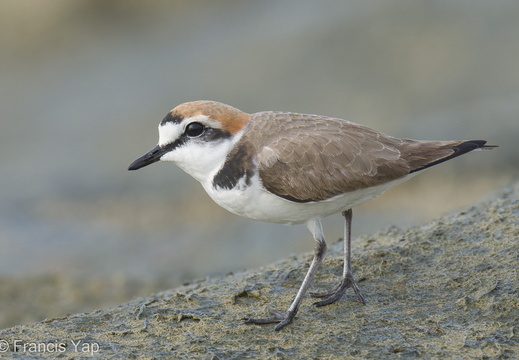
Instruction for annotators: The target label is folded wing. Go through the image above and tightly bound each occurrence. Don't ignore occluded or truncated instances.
[247,112,492,202]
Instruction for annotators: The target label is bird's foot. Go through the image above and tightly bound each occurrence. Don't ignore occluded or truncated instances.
[310,282,341,298]
[243,309,296,331]
[311,271,366,307]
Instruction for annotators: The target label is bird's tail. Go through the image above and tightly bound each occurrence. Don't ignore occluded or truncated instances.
[408,140,498,174]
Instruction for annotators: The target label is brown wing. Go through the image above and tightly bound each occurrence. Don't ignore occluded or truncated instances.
[245,111,484,202]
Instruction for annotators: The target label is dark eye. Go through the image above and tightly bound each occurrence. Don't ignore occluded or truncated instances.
[185,122,205,137]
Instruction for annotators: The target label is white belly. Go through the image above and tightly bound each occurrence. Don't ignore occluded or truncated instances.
[202,174,416,225]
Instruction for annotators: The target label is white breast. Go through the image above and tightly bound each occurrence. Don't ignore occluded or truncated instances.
[201,172,417,225]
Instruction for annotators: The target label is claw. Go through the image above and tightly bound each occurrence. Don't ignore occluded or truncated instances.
[244,309,296,331]
[312,272,366,307]
[310,282,341,298]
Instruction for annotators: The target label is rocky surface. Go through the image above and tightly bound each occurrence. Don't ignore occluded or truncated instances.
[0,182,517,359]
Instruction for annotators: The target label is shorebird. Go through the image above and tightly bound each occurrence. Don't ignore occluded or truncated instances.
[128,100,496,330]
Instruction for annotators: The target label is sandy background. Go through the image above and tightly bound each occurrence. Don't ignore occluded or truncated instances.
[1,1,517,329]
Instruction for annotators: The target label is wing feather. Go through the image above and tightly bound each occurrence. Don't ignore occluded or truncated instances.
[243,112,409,202]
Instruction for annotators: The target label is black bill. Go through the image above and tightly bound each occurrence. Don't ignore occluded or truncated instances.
[128,145,166,171]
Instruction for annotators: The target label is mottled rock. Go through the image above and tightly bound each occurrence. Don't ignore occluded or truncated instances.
[0,182,517,359]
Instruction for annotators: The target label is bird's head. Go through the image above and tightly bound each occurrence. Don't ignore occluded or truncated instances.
[128,100,250,182]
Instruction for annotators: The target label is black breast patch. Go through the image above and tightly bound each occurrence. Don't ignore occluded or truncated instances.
[213,142,254,190]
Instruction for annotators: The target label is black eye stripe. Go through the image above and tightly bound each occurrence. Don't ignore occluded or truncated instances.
[181,123,232,142]
[163,136,188,152]
[200,128,232,142]
[161,126,233,152]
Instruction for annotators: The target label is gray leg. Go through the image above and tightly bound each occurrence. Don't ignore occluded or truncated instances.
[244,218,327,331]
[312,209,366,306]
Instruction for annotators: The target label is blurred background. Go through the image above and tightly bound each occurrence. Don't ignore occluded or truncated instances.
[0,0,517,328]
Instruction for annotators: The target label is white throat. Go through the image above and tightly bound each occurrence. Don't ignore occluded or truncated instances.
[158,121,244,184]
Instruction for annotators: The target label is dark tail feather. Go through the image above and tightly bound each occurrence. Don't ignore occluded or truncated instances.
[410,140,498,174]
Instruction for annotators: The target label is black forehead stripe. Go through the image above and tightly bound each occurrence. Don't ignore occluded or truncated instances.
[160,113,184,126]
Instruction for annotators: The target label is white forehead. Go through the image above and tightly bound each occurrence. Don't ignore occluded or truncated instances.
[158,122,181,146]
